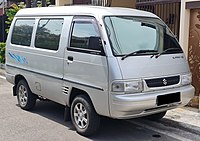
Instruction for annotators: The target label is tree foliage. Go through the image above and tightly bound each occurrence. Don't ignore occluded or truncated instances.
[5,2,25,34]
[3,0,51,64]
[0,42,6,63]
[5,0,51,34]
[33,0,51,7]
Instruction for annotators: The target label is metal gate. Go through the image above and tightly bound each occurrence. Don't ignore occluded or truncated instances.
[188,9,200,97]
[136,0,181,39]
[0,15,6,42]
[73,0,110,6]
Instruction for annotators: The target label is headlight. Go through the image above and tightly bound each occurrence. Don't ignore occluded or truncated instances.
[181,73,192,86]
[112,80,143,93]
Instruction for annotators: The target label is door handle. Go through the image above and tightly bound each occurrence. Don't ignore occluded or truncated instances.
[67,56,73,64]
[68,56,73,61]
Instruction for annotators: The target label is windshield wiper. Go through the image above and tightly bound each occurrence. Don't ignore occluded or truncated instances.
[121,50,157,60]
[154,48,183,58]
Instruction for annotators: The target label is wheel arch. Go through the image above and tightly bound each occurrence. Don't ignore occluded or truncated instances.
[13,74,29,96]
[15,74,27,85]
[69,87,94,108]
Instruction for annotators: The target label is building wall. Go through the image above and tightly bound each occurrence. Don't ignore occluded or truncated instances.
[179,0,200,57]
[55,0,72,6]
[179,0,200,109]
[179,0,191,57]
[111,0,136,8]
[0,8,3,16]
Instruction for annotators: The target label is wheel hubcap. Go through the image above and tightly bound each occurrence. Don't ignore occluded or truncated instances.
[73,103,88,129]
[18,85,28,106]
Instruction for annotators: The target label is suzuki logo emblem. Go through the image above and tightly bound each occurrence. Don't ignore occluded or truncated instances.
[163,79,167,85]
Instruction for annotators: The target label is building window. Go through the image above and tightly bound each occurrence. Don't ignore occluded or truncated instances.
[35,19,63,51]
[11,19,34,46]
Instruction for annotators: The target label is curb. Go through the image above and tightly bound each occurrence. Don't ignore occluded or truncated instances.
[0,63,5,69]
[165,107,200,134]
[188,96,199,108]
[0,64,5,77]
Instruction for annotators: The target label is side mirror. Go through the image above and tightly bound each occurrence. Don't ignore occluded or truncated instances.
[88,36,103,51]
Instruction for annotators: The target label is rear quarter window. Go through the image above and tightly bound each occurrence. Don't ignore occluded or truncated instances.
[35,19,64,51]
[11,19,35,46]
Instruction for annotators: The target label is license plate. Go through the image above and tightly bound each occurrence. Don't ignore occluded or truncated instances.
[157,92,180,106]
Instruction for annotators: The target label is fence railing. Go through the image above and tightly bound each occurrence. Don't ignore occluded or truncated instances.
[136,0,181,39]
[73,0,112,6]
[91,0,111,6]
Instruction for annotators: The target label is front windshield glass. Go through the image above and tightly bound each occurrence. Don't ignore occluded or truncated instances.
[104,16,182,56]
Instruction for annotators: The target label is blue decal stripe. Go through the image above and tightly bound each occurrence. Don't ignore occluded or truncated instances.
[8,52,28,64]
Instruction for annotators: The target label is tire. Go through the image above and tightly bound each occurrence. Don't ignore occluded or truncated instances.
[70,95,100,136]
[145,111,167,121]
[16,79,37,110]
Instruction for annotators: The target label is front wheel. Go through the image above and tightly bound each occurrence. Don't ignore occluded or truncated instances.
[71,95,100,136]
[16,80,37,110]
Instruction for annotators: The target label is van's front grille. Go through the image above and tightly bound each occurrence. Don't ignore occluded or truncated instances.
[145,76,180,88]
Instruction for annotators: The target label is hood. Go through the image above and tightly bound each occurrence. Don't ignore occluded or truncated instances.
[117,53,190,79]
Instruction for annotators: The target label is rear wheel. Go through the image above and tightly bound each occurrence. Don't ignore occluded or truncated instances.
[71,95,100,136]
[16,80,37,110]
[145,111,167,120]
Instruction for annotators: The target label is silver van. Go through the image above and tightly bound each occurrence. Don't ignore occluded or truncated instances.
[6,6,194,136]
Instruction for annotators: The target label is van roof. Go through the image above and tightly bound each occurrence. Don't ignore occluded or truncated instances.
[15,6,158,18]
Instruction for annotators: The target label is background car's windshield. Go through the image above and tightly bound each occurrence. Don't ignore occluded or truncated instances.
[104,16,182,56]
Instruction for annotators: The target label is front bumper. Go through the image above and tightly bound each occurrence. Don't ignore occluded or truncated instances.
[110,85,194,119]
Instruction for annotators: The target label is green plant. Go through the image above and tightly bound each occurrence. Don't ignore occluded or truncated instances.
[0,42,6,63]
[6,2,25,34]
[36,0,51,7]
[5,1,51,34]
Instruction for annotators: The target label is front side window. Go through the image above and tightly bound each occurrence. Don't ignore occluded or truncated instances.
[70,22,101,51]
[35,19,63,51]
[104,16,182,57]
[11,19,34,46]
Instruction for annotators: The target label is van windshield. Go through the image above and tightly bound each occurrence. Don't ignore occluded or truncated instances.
[104,16,183,57]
